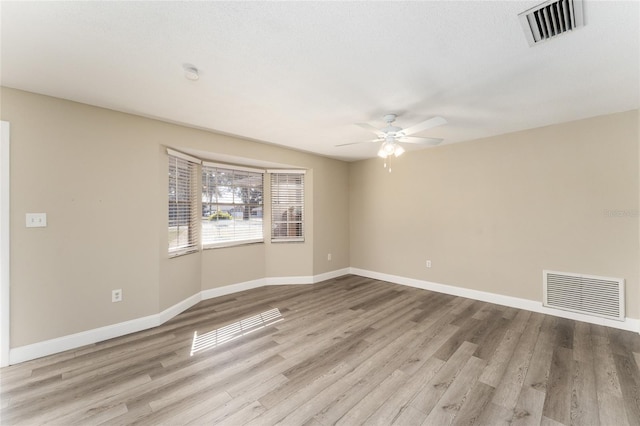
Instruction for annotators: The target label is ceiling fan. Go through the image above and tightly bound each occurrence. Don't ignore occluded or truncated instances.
[337,114,447,159]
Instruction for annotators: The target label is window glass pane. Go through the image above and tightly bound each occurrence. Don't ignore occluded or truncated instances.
[168,155,199,255]
[202,165,264,247]
[271,173,304,242]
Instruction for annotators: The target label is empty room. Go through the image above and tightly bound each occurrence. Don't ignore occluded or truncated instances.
[1,1,639,425]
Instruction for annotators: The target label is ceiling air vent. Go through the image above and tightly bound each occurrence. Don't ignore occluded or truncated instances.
[519,0,584,46]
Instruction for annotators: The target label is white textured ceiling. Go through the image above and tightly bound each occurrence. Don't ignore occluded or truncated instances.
[1,1,638,161]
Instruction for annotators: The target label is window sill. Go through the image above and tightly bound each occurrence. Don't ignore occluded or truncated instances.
[203,239,264,250]
[169,248,200,258]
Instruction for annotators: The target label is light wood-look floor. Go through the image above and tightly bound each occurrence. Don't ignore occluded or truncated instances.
[2,275,640,425]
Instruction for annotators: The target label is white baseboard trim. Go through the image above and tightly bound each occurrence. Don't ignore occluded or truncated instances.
[15,265,635,365]
[9,269,349,365]
[266,276,313,285]
[9,312,160,365]
[159,292,202,324]
[313,268,351,283]
[349,267,640,333]
[201,278,266,300]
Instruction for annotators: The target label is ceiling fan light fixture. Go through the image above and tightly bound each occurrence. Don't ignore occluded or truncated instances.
[383,141,396,155]
[338,114,447,171]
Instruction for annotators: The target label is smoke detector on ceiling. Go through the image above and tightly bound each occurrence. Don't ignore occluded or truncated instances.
[518,0,584,47]
[183,65,199,81]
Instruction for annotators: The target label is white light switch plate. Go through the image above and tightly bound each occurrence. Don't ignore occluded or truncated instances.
[26,213,47,228]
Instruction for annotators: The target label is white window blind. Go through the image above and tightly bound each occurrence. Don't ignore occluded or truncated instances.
[202,164,264,247]
[270,172,305,242]
[168,153,199,256]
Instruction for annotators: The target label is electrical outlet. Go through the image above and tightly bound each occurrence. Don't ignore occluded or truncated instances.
[26,213,47,228]
[426,260,432,268]
[328,253,332,261]
[112,289,123,303]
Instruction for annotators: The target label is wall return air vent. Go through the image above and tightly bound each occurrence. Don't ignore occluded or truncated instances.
[519,0,584,46]
[543,270,624,321]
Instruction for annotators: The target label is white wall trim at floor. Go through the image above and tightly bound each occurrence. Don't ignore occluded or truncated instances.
[158,292,202,325]
[9,312,161,365]
[265,276,313,285]
[349,267,640,333]
[8,269,348,365]
[201,278,266,300]
[11,266,638,365]
[313,268,350,284]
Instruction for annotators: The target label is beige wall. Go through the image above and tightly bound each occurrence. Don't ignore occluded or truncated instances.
[5,90,161,346]
[350,110,640,319]
[201,244,265,289]
[313,160,350,275]
[1,87,350,346]
[3,84,637,350]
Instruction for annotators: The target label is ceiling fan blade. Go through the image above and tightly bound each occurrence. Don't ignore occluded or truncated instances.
[335,138,381,147]
[355,123,384,136]
[400,136,443,146]
[402,116,447,136]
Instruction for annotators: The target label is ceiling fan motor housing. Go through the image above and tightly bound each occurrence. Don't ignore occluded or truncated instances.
[382,126,402,136]
[383,114,397,123]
